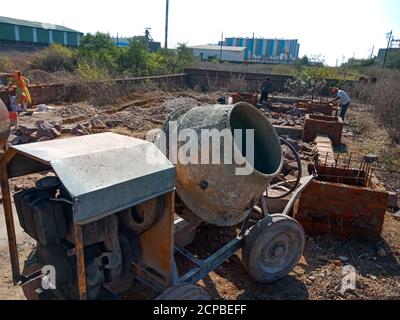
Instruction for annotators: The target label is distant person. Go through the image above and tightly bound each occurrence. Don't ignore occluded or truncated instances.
[260,77,272,104]
[330,87,351,121]
[5,71,31,112]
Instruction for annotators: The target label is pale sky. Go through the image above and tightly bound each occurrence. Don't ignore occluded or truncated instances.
[2,0,399,65]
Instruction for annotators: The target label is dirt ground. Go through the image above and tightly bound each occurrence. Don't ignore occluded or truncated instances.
[0,91,399,300]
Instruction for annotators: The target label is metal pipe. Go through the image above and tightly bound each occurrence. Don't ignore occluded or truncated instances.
[324,152,329,167]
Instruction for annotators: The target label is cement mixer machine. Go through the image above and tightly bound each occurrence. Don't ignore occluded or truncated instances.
[0,101,312,300]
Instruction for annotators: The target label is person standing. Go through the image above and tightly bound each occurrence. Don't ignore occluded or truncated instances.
[6,71,32,112]
[260,77,272,104]
[330,87,351,121]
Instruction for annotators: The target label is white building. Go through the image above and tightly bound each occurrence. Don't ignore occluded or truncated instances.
[190,45,246,62]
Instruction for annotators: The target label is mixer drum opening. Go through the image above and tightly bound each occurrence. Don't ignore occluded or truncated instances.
[229,102,282,176]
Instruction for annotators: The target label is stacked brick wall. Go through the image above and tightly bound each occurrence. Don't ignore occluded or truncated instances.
[297,101,334,116]
[232,93,258,106]
[294,179,388,241]
[303,115,343,145]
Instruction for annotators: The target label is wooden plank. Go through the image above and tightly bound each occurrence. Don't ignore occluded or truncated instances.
[1,165,21,283]
[74,224,87,300]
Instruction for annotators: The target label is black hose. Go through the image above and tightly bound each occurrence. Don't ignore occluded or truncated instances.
[266,137,302,200]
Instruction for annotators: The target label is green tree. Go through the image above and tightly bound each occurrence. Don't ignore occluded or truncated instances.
[79,32,115,53]
[77,32,118,74]
[176,43,195,71]
[124,38,151,76]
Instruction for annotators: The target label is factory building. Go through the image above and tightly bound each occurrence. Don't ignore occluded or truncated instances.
[0,16,83,51]
[190,45,246,62]
[112,29,161,52]
[225,37,300,63]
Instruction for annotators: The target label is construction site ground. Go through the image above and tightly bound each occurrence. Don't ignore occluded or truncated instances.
[1,90,399,300]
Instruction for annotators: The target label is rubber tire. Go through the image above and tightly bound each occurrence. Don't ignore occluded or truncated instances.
[242,214,305,283]
[155,284,210,300]
[119,198,162,235]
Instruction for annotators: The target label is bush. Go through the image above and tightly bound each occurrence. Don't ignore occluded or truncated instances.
[0,55,13,73]
[349,68,400,143]
[285,71,327,99]
[32,44,75,72]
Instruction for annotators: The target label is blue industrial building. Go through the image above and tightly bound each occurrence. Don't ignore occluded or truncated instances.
[224,37,300,63]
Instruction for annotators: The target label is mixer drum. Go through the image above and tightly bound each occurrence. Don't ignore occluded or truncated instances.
[157,102,282,227]
[0,98,11,149]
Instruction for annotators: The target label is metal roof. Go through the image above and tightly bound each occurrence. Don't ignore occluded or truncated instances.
[11,133,176,225]
[0,16,82,33]
[190,45,247,52]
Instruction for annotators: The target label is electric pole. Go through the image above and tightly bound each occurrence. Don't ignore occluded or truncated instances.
[251,32,255,61]
[383,30,392,68]
[220,32,224,62]
[164,0,169,49]
[369,46,375,59]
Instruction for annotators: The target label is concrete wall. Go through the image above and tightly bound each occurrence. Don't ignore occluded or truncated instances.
[0,74,187,107]
[185,68,291,92]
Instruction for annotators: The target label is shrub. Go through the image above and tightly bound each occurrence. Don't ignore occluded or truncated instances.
[285,71,327,99]
[31,44,75,72]
[0,55,13,73]
[349,68,400,143]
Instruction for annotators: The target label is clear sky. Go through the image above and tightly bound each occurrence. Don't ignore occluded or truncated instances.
[2,0,399,65]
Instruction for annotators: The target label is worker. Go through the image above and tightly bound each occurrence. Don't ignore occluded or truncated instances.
[6,71,31,112]
[329,87,351,121]
[260,77,272,104]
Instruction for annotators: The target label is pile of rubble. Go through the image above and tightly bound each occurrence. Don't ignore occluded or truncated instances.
[7,118,112,147]
[260,103,305,127]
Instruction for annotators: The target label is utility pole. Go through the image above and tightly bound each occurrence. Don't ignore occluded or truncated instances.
[251,32,255,61]
[164,0,169,49]
[220,32,224,62]
[383,30,392,68]
[369,45,375,59]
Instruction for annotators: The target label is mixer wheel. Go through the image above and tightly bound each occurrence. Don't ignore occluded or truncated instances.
[155,284,210,300]
[242,214,305,283]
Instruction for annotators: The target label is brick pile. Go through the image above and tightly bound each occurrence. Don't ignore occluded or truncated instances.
[232,93,258,106]
[6,118,109,147]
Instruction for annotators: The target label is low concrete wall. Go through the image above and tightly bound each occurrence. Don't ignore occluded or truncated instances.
[0,73,187,107]
[185,68,292,92]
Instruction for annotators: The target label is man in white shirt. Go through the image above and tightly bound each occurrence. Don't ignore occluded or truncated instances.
[330,87,351,121]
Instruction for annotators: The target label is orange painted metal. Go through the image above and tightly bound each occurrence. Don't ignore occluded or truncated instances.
[134,192,175,288]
